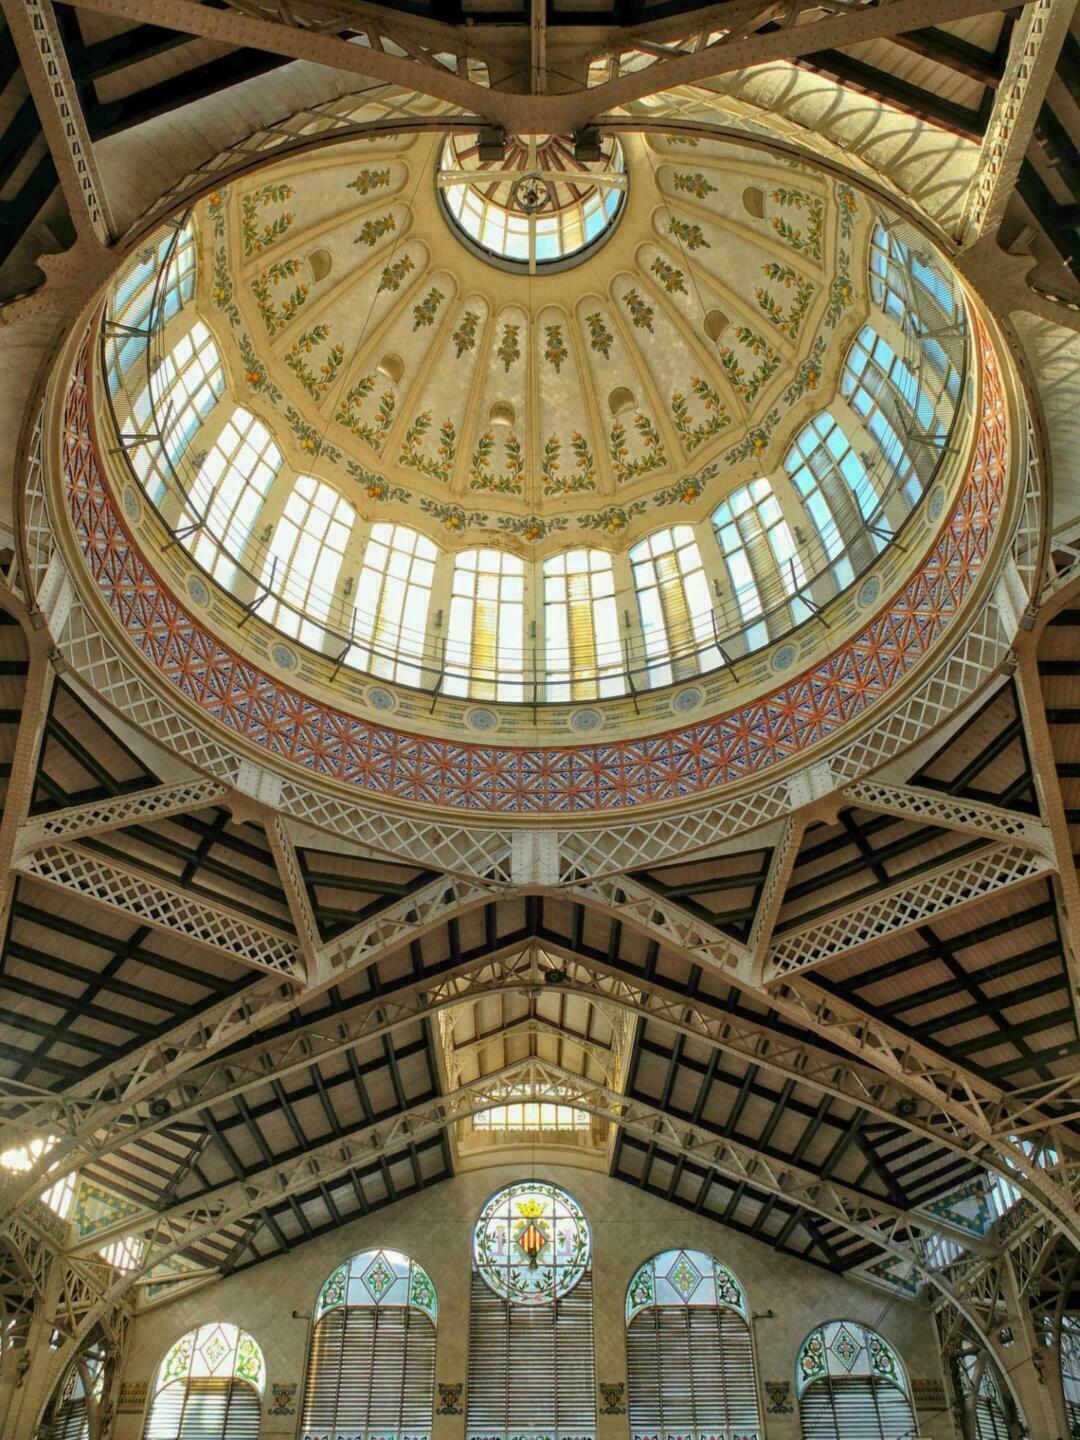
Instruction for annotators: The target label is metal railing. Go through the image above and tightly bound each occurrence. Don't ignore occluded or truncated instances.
[99,208,969,707]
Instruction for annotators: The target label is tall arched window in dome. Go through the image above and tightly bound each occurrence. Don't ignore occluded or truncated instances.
[350,523,437,687]
[712,478,809,653]
[105,219,195,392]
[630,527,719,686]
[142,1322,264,1440]
[130,320,224,509]
[841,325,934,506]
[466,1180,596,1440]
[796,1320,915,1440]
[625,1249,762,1440]
[257,475,355,650]
[445,548,525,701]
[783,410,884,588]
[543,549,621,701]
[299,1249,437,1440]
[180,406,282,588]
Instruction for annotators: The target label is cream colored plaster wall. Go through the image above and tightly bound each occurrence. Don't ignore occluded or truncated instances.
[1013,311,1080,539]
[113,1166,956,1440]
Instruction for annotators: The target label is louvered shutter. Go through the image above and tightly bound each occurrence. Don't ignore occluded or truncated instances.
[466,1269,597,1440]
[299,1305,435,1440]
[46,1397,89,1440]
[144,1377,261,1440]
[973,1389,1010,1440]
[627,1306,761,1440]
[798,1376,916,1440]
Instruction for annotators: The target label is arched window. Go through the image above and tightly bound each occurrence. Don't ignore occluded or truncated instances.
[258,475,355,649]
[712,478,809,652]
[952,1343,1016,1440]
[181,407,282,587]
[130,320,225,508]
[466,1180,596,1440]
[841,325,933,505]
[1061,1318,1080,1438]
[543,550,621,701]
[350,523,437,686]
[300,1249,437,1440]
[783,410,885,587]
[797,1320,915,1440]
[106,220,196,392]
[630,527,719,685]
[42,1339,107,1440]
[143,1323,264,1440]
[625,1249,761,1440]
[445,548,525,700]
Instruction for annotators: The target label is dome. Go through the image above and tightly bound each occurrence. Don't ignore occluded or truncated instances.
[90,125,974,749]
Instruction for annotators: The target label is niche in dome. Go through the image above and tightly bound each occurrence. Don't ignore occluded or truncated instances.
[608,386,636,417]
[377,352,405,384]
[703,309,729,343]
[489,401,516,427]
[742,187,765,218]
[307,247,333,283]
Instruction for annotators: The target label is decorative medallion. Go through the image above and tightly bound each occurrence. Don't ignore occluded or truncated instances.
[122,485,142,521]
[466,707,498,733]
[270,642,298,671]
[437,1383,464,1415]
[599,1382,626,1414]
[184,575,209,608]
[666,1250,704,1301]
[857,576,881,609]
[569,707,603,733]
[268,1381,298,1416]
[764,1380,793,1414]
[671,686,703,714]
[365,686,395,712]
[362,1253,396,1301]
[928,486,946,520]
[770,644,797,673]
[828,1324,860,1371]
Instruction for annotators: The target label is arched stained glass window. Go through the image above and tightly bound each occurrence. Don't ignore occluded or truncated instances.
[630,527,719,686]
[43,1339,107,1440]
[466,1181,596,1440]
[350,523,437,687]
[625,1250,761,1440]
[797,1320,915,1440]
[300,1249,437,1440]
[143,1323,264,1440]
[445,548,525,700]
[543,549,621,701]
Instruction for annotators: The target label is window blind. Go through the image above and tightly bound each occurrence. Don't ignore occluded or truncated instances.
[46,1397,90,1440]
[143,1377,261,1440]
[626,1305,761,1440]
[798,1376,917,1440]
[466,1268,596,1440]
[299,1305,435,1440]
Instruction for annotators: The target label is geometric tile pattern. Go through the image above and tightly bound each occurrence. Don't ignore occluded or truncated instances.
[61,320,1007,813]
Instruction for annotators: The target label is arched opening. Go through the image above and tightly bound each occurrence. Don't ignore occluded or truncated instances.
[466,1180,596,1440]
[300,1249,437,1440]
[796,1320,915,1440]
[143,1322,264,1440]
[625,1249,762,1440]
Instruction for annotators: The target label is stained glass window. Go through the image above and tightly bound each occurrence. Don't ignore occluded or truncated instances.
[796,1321,914,1440]
[467,1181,596,1440]
[626,1250,760,1440]
[301,1251,436,1440]
[473,1180,590,1304]
[143,1323,264,1440]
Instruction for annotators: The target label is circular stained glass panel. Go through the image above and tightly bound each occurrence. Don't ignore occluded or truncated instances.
[473,1180,590,1304]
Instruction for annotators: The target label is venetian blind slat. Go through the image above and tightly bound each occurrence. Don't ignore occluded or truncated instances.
[798,1377,917,1440]
[143,1377,261,1440]
[627,1305,761,1440]
[299,1306,435,1440]
[466,1270,597,1440]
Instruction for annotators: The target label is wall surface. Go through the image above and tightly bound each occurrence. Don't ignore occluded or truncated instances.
[109,1164,956,1440]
